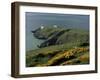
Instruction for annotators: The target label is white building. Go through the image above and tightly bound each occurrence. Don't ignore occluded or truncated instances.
[40,26,44,29]
[53,25,57,28]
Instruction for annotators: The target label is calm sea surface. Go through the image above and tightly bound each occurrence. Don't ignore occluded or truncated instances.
[26,12,89,51]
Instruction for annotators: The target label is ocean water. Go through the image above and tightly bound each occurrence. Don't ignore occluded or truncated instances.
[26,31,44,51]
[26,12,89,51]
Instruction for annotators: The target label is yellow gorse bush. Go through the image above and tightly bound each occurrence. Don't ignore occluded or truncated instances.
[64,47,89,58]
[36,47,89,66]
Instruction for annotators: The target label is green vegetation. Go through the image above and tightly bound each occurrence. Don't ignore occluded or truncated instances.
[26,27,89,67]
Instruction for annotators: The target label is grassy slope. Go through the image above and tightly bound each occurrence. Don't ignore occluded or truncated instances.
[33,27,64,39]
[26,27,89,67]
[56,29,89,45]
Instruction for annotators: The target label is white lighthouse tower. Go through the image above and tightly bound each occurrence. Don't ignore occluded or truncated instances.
[40,25,44,29]
[53,25,57,28]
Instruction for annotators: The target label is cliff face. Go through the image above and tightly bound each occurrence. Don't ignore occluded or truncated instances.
[32,27,89,48]
[26,27,89,67]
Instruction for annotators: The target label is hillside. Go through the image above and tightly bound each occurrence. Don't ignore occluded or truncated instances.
[26,27,89,67]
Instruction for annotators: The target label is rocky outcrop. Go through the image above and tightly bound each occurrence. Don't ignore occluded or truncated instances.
[32,27,89,48]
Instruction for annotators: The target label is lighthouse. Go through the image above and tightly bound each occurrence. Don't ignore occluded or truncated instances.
[53,25,57,28]
[40,25,44,29]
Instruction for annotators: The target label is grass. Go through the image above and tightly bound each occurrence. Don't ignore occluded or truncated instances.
[26,27,89,67]
[26,47,89,67]
[34,27,65,39]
